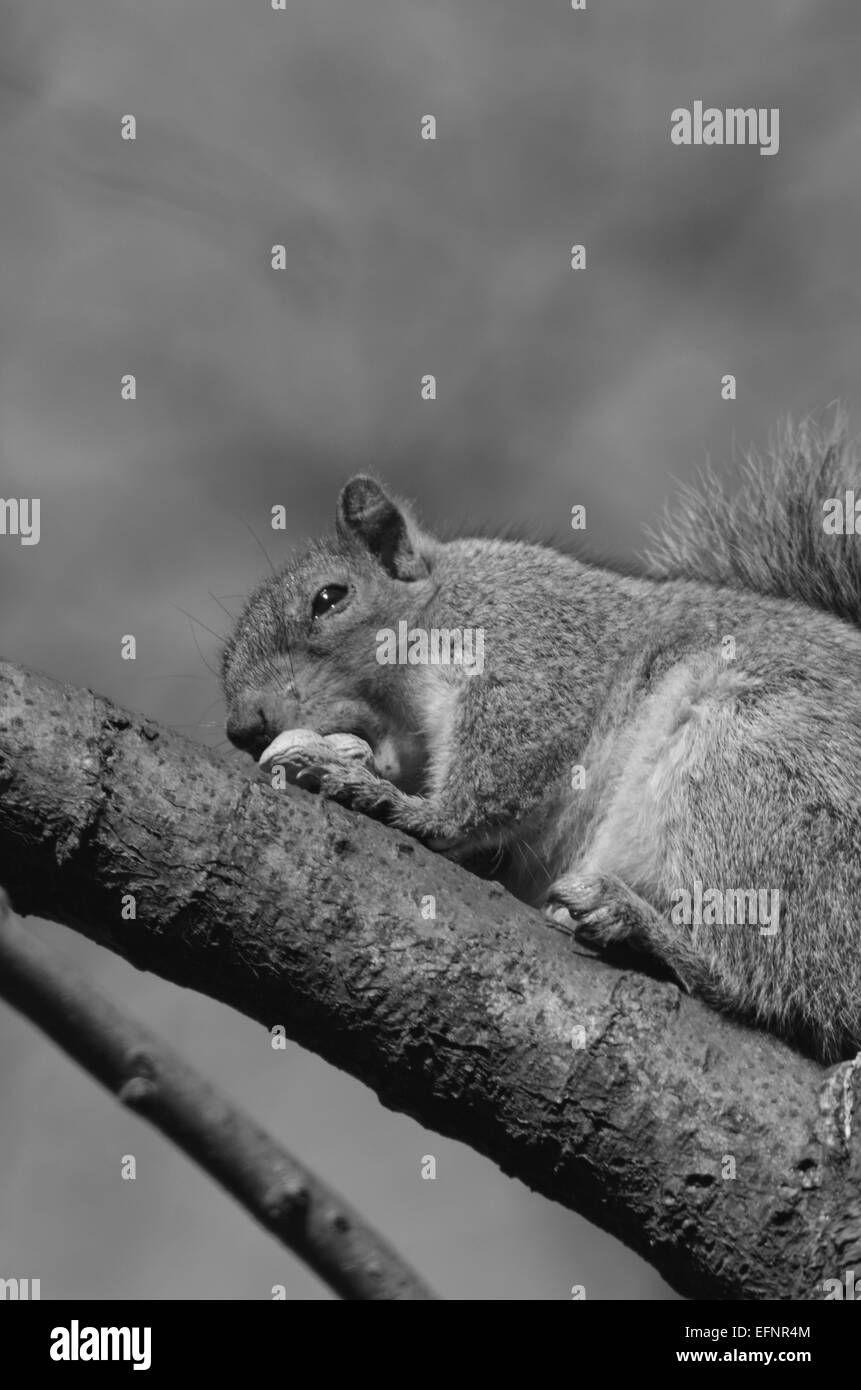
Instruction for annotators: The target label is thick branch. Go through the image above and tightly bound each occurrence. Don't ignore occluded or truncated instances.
[0,897,435,1300]
[0,659,859,1300]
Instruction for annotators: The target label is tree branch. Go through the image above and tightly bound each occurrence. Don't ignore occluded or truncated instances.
[0,895,436,1300]
[1,658,859,1300]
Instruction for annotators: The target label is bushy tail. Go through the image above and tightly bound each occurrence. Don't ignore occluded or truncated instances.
[644,408,861,628]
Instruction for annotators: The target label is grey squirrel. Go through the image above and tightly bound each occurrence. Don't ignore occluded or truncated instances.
[221,415,861,1064]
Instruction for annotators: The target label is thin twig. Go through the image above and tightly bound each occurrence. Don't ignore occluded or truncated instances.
[0,896,437,1302]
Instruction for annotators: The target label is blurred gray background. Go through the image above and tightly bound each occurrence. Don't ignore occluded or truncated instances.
[1,0,859,1299]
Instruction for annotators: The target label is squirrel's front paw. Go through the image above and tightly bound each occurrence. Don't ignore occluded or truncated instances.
[259,728,376,800]
[544,872,650,951]
[259,729,375,775]
[258,727,398,815]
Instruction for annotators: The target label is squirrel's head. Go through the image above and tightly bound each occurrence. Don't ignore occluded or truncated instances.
[221,476,437,787]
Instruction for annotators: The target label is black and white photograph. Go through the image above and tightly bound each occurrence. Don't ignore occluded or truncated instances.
[1,0,860,1344]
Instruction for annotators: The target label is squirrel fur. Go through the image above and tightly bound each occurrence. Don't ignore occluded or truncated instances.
[221,414,861,1063]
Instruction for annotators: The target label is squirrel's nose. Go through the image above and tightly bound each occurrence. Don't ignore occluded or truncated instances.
[226,704,269,757]
[227,691,303,758]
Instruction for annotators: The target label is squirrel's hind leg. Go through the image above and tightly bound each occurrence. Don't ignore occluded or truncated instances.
[545,871,745,1011]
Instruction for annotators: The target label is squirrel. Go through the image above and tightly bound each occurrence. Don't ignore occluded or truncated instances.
[221,414,861,1065]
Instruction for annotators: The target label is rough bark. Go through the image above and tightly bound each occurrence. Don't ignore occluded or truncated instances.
[0,658,859,1300]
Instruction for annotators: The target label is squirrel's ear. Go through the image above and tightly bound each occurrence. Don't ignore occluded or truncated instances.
[337,476,431,580]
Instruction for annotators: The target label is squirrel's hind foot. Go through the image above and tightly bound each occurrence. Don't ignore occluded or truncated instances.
[544,872,658,953]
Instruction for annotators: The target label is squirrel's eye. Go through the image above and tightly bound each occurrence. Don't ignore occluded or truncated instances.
[311,584,348,618]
